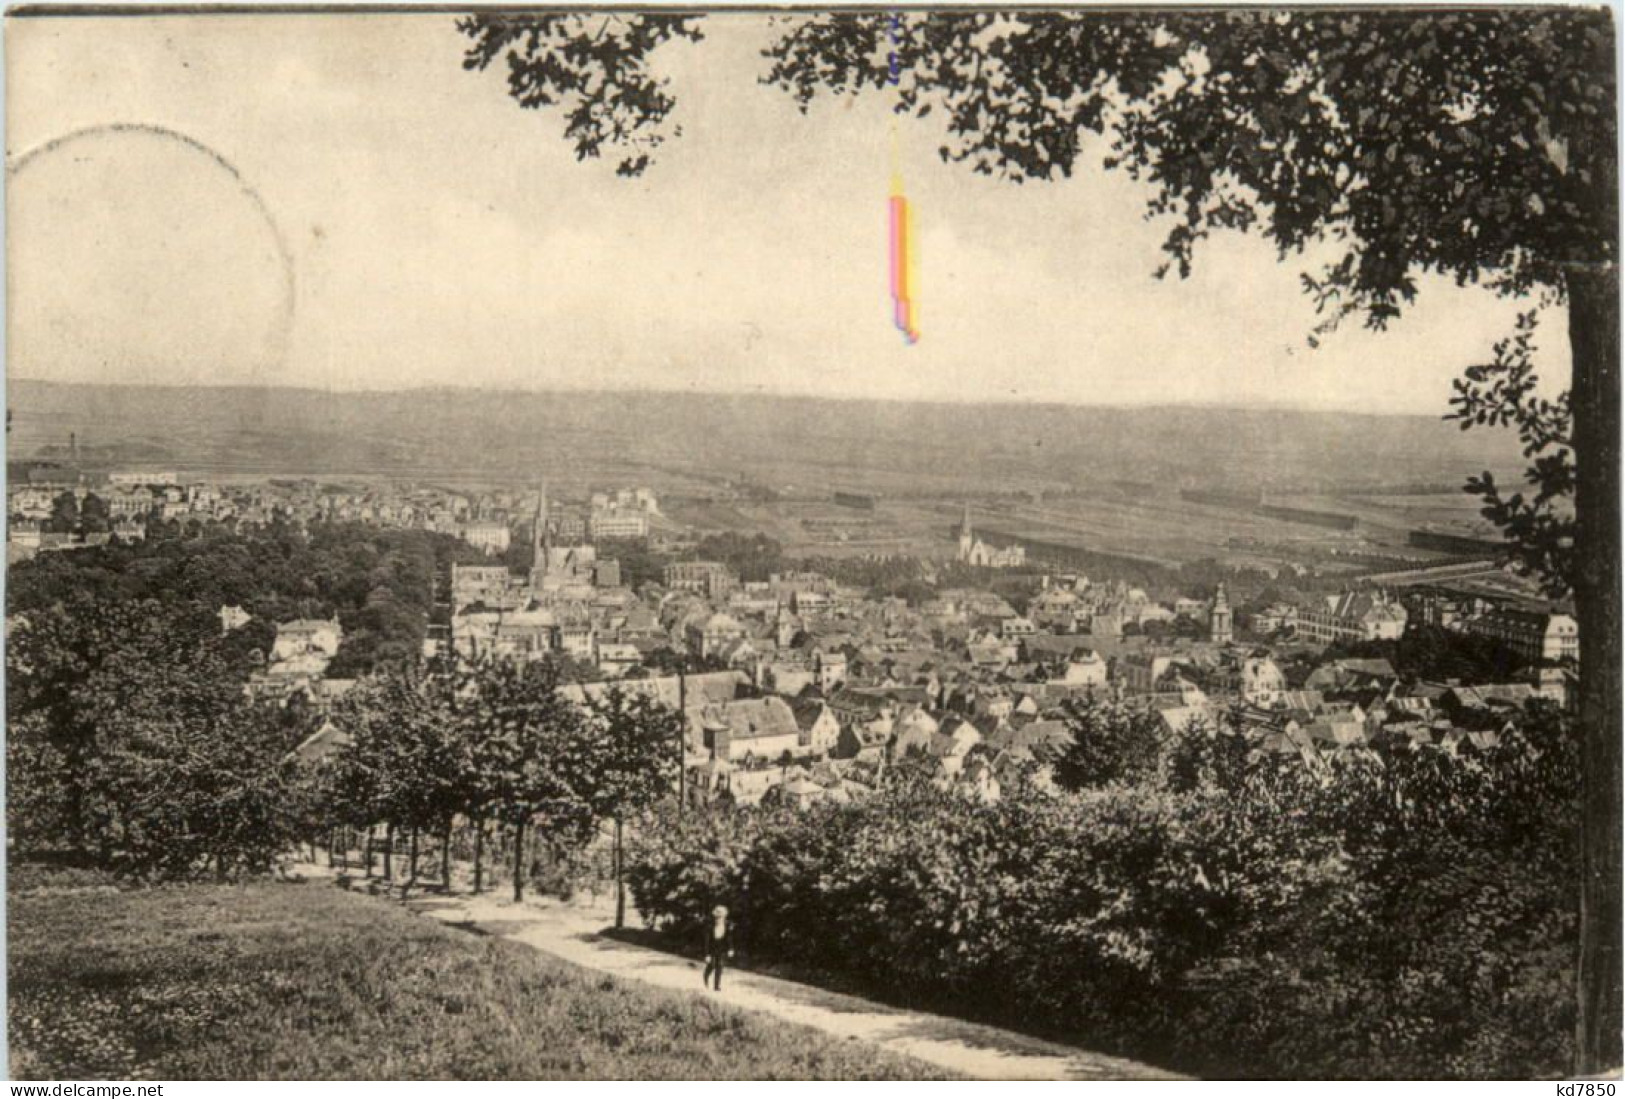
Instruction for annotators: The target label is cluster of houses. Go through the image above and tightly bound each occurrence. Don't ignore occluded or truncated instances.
[455,485,668,554]
[664,634,1571,809]
[239,613,354,707]
[279,525,1583,811]
[446,486,635,662]
[5,466,677,565]
[414,535,1577,808]
[22,466,1571,812]
[7,474,293,559]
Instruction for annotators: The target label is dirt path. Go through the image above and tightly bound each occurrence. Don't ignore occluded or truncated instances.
[321,868,1185,1081]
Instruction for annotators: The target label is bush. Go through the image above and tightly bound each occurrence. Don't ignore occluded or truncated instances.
[625,709,1579,1078]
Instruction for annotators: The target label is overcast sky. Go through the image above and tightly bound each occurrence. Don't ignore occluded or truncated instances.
[6,12,1568,414]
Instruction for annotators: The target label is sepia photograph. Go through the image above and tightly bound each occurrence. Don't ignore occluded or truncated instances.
[3,1,1621,1084]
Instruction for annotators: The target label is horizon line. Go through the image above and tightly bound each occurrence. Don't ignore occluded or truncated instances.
[7,375,1451,420]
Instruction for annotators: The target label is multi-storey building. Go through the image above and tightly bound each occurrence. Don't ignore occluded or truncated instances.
[1463,607,1580,664]
[589,510,650,539]
[459,521,511,555]
[1295,590,1408,646]
[108,471,178,486]
[452,564,521,609]
[665,560,738,597]
[108,489,154,519]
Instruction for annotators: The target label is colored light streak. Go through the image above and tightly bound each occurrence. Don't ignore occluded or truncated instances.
[889,183,920,345]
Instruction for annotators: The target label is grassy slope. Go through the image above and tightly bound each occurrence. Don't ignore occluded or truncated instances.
[7,865,952,1080]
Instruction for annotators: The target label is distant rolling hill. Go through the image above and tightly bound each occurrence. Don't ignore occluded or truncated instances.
[6,379,1527,497]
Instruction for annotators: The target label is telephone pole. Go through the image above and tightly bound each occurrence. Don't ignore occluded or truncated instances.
[677,665,687,816]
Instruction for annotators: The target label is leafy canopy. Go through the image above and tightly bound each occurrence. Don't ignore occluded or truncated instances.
[462,9,1614,323]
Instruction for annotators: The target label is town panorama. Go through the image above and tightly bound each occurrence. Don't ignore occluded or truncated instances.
[5,4,1614,1087]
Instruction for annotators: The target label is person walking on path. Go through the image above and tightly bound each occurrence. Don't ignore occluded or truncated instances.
[702,904,734,991]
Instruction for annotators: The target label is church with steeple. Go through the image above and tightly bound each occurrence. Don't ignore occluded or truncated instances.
[956,504,1026,568]
[528,481,599,595]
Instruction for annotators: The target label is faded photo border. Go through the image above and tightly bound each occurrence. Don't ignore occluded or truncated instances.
[1,0,1620,1089]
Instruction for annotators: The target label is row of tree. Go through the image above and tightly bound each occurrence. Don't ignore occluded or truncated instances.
[7,589,689,910]
[314,658,683,915]
[5,520,591,881]
[13,489,117,535]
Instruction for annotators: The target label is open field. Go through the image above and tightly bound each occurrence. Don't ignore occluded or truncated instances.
[668,486,1498,578]
[665,496,961,559]
[6,864,951,1080]
[11,378,1531,576]
[11,379,1527,498]
[1285,491,1507,538]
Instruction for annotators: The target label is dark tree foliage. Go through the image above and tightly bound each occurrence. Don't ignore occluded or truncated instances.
[459,658,595,901]
[1323,625,1529,684]
[310,653,691,902]
[689,531,787,583]
[1053,695,1168,791]
[629,702,1580,1077]
[327,666,464,873]
[500,534,535,574]
[1448,310,1576,595]
[1165,715,1253,796]
[5,521,491,878]
[46,491,78,534]
[582,684,684,823]
[6,596,304,875]
[97,703,305,880]
[463,10,1610,313]
[796,554,928,601]
[77,492,111,536]
[545,651,601,684]
[458,13,706,177]
[8,519,471,680]
[583,684,686,926]
[636,646,728,677]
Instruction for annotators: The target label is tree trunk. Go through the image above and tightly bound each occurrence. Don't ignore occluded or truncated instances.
[364,829,374,878]
[473,815,485,895]
[512,817,526,903]
[383,822,394,881]
[1569,262,1622,1076]
[614,815,626,930]
[408,827,420,890]
[441,817,453,888]
[66,773,87,860]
